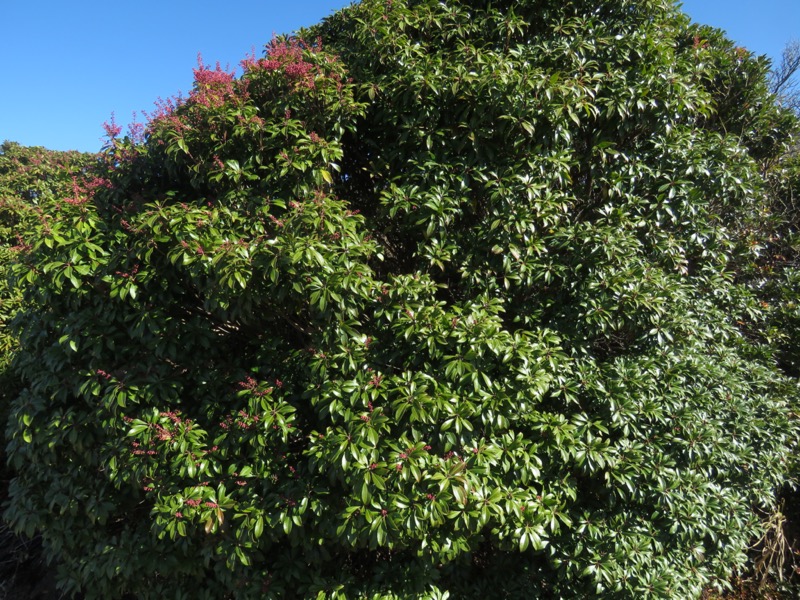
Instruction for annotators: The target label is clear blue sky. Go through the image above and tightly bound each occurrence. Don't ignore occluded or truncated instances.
[1,0,797,153]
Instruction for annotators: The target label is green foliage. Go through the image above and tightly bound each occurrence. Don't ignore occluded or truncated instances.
[0,141,95,597]
[3,2,799,599]
[0,141,94,400]
[0,142,93,380]
[682,25,796,162]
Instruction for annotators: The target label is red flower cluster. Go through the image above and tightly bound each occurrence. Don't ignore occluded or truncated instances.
[160,410,184,425]
[131,440,157,457]
[191,54,238,109]
[102,113,122,140]
[219,409,261,431]
[145,94,185,136]
[241,37,325,90]
[238,376,273,398]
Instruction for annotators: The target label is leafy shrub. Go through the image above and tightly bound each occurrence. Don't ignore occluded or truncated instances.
[0,142,94,381]
[0,141,94,598]
[0,140,95,431]
[4,1,799,599]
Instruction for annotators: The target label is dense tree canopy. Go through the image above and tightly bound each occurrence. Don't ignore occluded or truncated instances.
[3,1,799,598]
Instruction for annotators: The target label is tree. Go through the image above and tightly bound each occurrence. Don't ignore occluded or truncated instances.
[4,1,799,599]
[771,40,800,116]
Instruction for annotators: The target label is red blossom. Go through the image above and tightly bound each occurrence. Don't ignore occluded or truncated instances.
[160,410,183,424]
[242,37,324,89]
[9,234,32,253]
[127,116,145,144]
[190,54,238,108]
[63,176,89,206]
[102,112,122,141]
[239,376,257,390]
[144,94,185,136]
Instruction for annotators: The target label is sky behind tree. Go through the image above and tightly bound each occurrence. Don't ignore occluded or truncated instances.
[1,0,797,153]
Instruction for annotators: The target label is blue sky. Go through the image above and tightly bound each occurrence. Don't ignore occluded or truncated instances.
[1,0,797,153]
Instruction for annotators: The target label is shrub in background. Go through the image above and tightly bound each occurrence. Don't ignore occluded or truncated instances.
[0,142,95,384]
[4,1,799,598]
[0,141,95,597]
[0,139,96,443]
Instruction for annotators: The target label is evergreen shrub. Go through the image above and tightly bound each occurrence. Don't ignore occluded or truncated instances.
[4,1,799,598]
